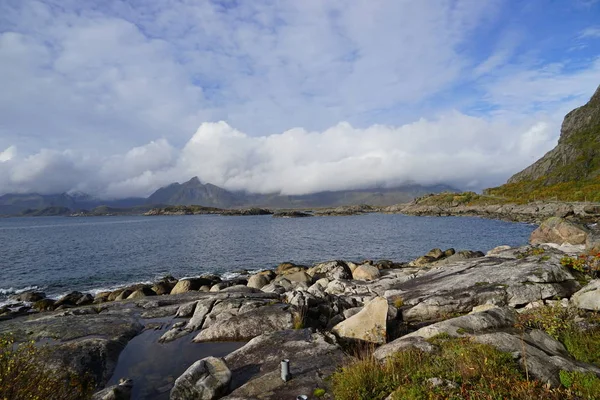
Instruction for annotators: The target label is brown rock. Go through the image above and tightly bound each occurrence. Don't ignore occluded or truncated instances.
[530,217,588,246]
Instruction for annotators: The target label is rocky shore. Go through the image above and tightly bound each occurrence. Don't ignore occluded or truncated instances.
[383,196,600,224]
[1,217,600,399]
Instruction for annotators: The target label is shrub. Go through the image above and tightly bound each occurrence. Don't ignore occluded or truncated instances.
[560,253,600,278]
[0,334,93,400]
[331,336,566,400]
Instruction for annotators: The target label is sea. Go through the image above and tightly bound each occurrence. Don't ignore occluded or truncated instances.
[0,213,535,305]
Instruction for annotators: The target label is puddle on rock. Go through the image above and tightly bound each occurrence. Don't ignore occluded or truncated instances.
[107,318,244,400]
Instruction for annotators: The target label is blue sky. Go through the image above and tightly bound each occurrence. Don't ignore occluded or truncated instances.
[0,0,599,197]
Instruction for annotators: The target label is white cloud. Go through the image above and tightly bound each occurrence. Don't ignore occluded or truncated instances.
[580,27,600,38]
[0,112,561,198]
[0,146,16,162]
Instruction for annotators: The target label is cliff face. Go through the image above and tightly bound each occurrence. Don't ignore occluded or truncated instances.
[507,85,600,184]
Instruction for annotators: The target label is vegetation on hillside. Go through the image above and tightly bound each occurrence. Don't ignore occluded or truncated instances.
[0,335,93,400]
[485,177,600,203]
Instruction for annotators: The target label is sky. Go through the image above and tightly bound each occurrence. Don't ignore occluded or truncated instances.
[0,0,599,198]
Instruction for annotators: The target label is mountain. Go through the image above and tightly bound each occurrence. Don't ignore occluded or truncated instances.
[146,177,241,208]
[0,193,146,216]
[508,85,600,184]
[146,177,459,209]
[486,84,600,202]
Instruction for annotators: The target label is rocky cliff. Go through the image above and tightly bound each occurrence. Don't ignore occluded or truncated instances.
[508,85,600,184]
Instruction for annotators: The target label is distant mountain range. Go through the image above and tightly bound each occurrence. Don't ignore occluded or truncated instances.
[0,177,459,216]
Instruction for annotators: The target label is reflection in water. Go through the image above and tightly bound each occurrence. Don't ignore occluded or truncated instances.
[108,318,244,400]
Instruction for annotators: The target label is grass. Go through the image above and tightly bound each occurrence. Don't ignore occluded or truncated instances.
[0,334,94,400]
[331,335,570,400]
[516,303,600,367]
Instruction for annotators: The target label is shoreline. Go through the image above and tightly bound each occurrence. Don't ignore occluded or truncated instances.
[1,236,599,399]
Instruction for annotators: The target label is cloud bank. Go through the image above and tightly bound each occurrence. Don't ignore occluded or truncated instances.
[0,112,560,198]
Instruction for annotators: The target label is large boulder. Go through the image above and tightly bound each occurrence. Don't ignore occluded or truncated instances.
[332,297,388,344]
[247,274,270,289]
[10,291,46,303]
[352,264,381,281]
[306,261,352,280]
[170,357,231,400]
[171,278,213,295]
[54,291,85,308]
[274,271,312,285]
[275,262,306,275]
[193,304,295,342]
[571,280,600,311]
[222,329,347,400]
[530,217,589,246]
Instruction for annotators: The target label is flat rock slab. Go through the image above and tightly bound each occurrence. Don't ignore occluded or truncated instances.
[194,304,295,342]
[383,252,580,322]
[222,329,348,400]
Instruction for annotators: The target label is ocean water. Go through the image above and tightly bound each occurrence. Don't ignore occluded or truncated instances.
[0,214,535,303]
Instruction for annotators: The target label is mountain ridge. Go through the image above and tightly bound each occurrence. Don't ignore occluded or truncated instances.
[0,179,460,216]
[485,84,600,202]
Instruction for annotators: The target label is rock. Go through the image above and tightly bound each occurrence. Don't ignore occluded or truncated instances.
[220,285,261,293]
[199,285,211,292]
[444,248,456,257]
[275,262,306,275]
[223,329,347,400]
[152,281,175,295]
[114,290,133,301]
[373,336,436,361]
[10,291,45,302]
[306,261,352,280]
[171,278,213,295]
[393,250,580,322]
[469,304,500,314]
[33,298,56,311]
[193,304,294,342]
[275,271,312,285]
[486,245,512,256]
[91,378,133,400]
[332,297,388,344]
[426,248,444,260]
[175,301,197,318]
[94,292,112,303]
[530,217,589,246]
[571,280,600,310]
[260,283,286,294]
[170,357,231,400]
[272,211,312,218]
[247,274,270,289]
[126,287,156,300]
[54,291,85,308]
[402,307,517,340]
[352,264,381,281]
[408,255,436,267]
[108,290,126,302]
[430,250,485,266]
[76,293,94,306]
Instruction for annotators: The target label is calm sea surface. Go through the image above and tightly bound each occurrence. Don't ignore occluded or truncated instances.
[0,214,535,302]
